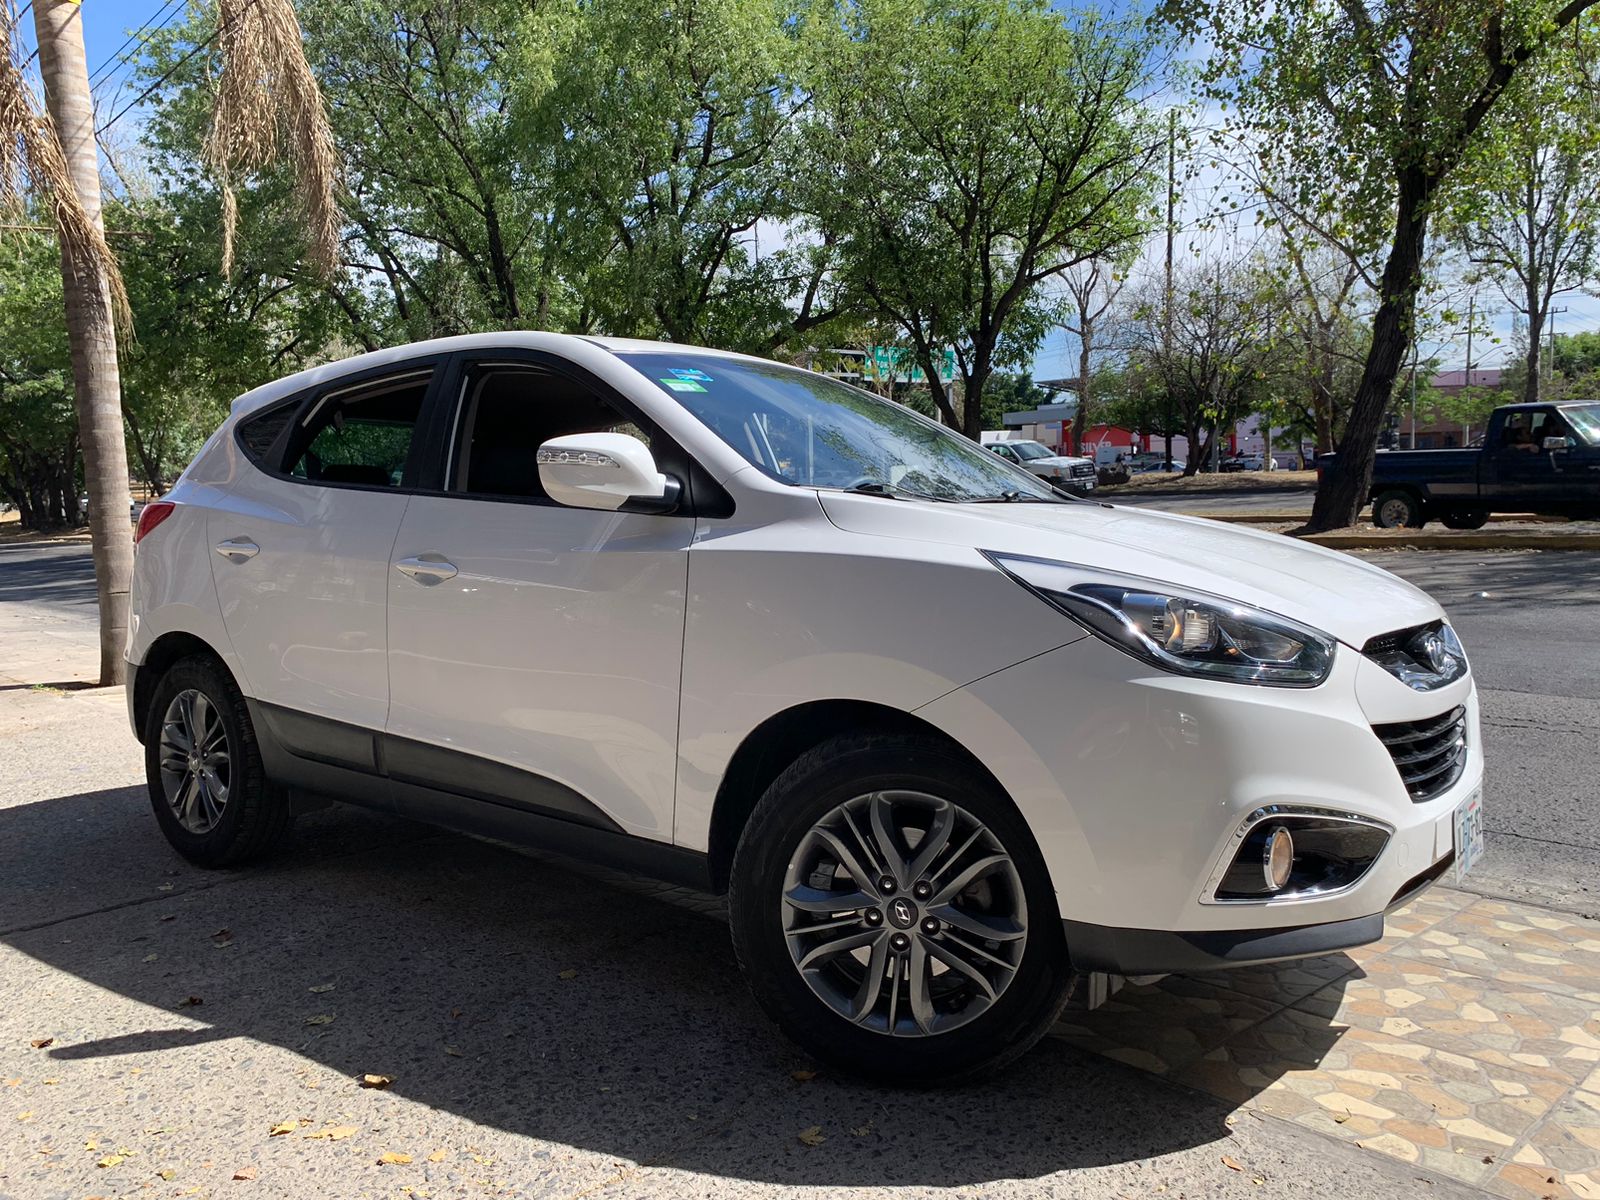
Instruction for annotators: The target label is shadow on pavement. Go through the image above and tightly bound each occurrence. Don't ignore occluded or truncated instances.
[0,786,1351,1187]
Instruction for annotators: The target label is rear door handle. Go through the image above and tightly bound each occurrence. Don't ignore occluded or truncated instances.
[214,538,260,563]
[394,554,458,585]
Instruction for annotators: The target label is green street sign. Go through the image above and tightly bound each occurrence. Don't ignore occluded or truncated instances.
[864,345,956,385]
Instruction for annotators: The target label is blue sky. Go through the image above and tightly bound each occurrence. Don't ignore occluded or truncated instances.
[11,0,179,135]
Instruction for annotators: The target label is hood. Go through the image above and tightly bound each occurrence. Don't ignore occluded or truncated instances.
[817,493,1442,646]
[1030,455,1092,469]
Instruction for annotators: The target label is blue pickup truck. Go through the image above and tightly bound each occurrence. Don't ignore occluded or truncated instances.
[1328,401,1600,528]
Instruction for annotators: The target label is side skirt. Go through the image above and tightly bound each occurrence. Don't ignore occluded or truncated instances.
[248,700,714,893]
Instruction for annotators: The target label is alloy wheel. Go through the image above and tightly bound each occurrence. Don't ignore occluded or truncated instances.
[158,689,232,834]
[781,790,1028,1037]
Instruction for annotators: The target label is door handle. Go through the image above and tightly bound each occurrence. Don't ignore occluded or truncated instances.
[394,554,458,585]
[214,538,260,563]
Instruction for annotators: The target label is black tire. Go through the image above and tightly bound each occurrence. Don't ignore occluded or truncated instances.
[1372,488,1425,529]
[728,734,1071,1085]
[143,656,291,867]
[1441,509,1490,530]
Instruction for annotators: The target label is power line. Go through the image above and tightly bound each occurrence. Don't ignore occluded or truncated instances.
[87,0,184,91]
[95,0,266,135]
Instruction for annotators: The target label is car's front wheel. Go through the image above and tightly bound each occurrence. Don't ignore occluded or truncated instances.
[728,734,1070,1084]
[144,657,292,867]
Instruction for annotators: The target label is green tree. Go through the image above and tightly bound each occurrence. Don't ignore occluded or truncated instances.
[518,0,830,350]
[1166,0,1600,528]
[799,0,1159,437]
[0,230,80,530]
[1447,57,1600,403]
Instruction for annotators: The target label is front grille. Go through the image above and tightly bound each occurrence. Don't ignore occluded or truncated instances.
[1069,462,1096,478]
[1372,707,1468,802]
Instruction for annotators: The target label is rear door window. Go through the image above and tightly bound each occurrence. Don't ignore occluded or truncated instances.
[286,371,431,488]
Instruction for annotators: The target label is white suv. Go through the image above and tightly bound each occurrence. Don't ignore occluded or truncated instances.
[128,334,1483,1083]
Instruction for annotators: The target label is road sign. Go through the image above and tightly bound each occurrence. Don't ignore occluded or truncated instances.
[864,346,957,385]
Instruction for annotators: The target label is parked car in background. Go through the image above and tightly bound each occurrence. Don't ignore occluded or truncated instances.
[1221,454,1264,473]
[1326,401,1600,528]
[987,439,1098,494]
[127,333,1483,1084]
[1130,453,1184,474]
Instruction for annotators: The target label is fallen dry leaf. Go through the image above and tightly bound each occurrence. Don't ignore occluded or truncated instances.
[212,928,231,940]
[4,1078,20,1087]
[427,1149,446,1163]
[304,1124,358,1141]
[303,1014,335,1027]
[159,1168,177,1180]
[142,954,159,963]
[1222,1155,1244,1172]
[178,996,203,1008]
[849,1122,873,1137]
[790,1069,817,1082]
[16,1110,33,1121]
[232,1166,257,1180]
[359,1074,393,1089]
[84,1139,98,1151]
[377,1151,413,1165]
[268,1120,300,1137]
[797,1126,825,1147]
[309,983,335,994]
[557,969,578,981]
[159,914,176,922]
[96,1153,126,1168]
[443,1046,463,1058]
[29,1038,52,1049]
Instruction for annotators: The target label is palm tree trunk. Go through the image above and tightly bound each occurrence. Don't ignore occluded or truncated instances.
[32,0,135,685]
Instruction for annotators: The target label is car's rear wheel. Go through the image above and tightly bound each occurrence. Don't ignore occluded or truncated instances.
[1441,509,1490,530]
[1372,489,1425,529]
[728,734,1070,1084]
[144,657,291,867]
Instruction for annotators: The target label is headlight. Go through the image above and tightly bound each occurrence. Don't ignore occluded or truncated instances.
[985,552,1336,687]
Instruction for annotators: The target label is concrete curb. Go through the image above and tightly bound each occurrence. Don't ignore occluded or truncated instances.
[1179,511,1567,526]
[1298,531,1600,551]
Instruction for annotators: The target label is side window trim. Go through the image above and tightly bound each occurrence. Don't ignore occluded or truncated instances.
[243,355,450,493]
[412,350,720,518]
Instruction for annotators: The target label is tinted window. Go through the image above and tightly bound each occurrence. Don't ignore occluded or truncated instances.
[450,366,650,502]
[237,402,297,467]
[288,372,429,488]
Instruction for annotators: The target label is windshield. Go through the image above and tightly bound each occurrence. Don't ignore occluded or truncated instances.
[1011,441,1053,461]
[1561,403,1600,445]
[618,353,1063,502]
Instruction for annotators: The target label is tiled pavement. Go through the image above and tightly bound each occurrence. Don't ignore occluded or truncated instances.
[1055,886,1600,1198]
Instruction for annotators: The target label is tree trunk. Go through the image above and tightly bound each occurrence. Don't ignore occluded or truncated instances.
[1072,334,1092,454]
[1524,271,1544,405]
[1306,175,1431,532]
[33,0,135,685]
[962,356,992,442]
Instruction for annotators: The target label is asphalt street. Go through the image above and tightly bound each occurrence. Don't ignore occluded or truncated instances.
[0,535,1593,1199]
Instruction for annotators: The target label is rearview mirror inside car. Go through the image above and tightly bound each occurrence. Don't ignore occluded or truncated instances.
[537,432,681,514]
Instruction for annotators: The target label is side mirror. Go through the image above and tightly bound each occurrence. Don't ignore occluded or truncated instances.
[1543,436,1569,451]
[536,432,681,514]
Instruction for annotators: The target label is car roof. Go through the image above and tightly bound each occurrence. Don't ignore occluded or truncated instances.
[226,332,775,418]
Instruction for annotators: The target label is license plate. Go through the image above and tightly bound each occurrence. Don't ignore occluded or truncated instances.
[1454,788,1484,883]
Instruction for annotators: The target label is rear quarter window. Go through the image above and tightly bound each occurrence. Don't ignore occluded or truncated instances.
[236,402,298,469]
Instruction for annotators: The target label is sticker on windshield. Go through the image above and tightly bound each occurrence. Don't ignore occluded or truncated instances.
[668,368,713,382]
[659,377,707,393]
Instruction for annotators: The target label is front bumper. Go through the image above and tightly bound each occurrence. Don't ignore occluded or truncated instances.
[914,631,1482,969]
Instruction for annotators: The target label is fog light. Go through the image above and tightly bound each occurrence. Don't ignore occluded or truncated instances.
[1264,827,1294,890]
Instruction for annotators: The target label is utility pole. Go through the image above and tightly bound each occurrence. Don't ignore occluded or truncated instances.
[31,0,135,685]
[1163,108,1175,472]
[1409,342,1418,450]
[1547,305,1568,394]
[1463,295,1476,444]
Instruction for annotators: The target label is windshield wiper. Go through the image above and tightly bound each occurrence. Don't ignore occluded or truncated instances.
[967,489,1064,503]
[838,480,954,503]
